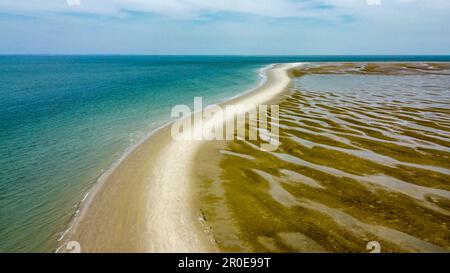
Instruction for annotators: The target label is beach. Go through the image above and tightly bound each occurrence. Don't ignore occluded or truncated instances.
[5,56,448,253]
[0,56,273,252]
[59,63,301,252]
[1,0,450,258]
[58,62,450,253]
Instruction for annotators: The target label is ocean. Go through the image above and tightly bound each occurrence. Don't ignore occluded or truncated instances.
[0,55,449,252]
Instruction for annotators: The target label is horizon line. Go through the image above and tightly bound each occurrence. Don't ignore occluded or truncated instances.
[1,54,450,57]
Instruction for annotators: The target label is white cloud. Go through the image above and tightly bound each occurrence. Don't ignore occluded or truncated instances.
[0,0,449,54]
[0,0,298,18]
[0,0,449,20]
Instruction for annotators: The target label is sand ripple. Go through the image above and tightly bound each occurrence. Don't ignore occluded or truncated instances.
[196,63,450,253]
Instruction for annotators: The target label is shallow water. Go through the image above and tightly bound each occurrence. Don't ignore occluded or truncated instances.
[196,63,450,252]
[0,56,265,252]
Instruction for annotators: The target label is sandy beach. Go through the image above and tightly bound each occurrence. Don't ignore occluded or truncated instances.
[58,62,450,253]
[59,63,301,252]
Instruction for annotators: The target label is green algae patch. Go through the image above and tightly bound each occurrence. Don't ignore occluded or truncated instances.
[193,63,450,253]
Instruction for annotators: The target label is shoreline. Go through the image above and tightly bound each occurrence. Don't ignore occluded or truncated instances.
[55,65,269,251]
[58,62,302,252]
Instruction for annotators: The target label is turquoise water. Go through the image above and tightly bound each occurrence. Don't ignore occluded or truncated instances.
[1,56,450,252]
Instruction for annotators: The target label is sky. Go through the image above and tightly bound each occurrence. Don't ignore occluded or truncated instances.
[0,0,449,55]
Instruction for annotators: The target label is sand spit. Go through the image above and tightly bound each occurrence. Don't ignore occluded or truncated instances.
[59,63,301,252]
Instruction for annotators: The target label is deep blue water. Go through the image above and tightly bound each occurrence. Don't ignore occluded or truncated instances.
[0,55,449,252]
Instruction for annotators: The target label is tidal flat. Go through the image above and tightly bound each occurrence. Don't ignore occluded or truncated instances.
[193,63,450,253]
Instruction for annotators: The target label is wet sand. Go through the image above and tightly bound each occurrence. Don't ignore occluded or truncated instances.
[194,63,450,253]
[58,63,301,252]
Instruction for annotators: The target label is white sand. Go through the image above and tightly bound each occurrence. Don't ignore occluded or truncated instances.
[146,63,301,252]
[60,63,301,253]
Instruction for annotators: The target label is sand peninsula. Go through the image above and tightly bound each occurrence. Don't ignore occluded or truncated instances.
[59,63,302,252]
[60,62,450,253]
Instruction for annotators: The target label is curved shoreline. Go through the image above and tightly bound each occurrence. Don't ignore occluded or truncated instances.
[55,65,268,251]
[58,62,302,252]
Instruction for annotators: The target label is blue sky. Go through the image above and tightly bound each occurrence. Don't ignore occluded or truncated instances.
[0,0,449,55]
